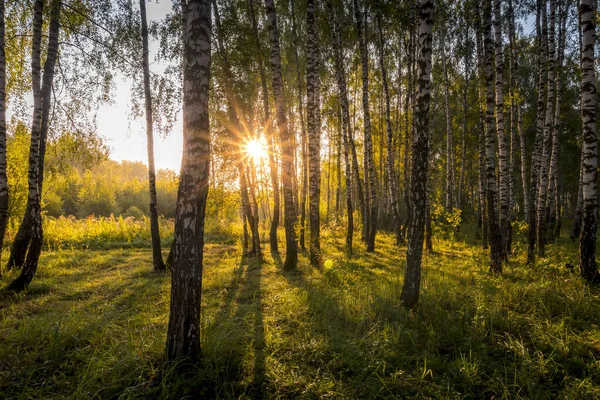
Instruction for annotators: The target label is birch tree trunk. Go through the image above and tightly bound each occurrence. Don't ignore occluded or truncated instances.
[307,0,321,265]
[266,0,298,269]
[511,0,528,219]
[213,0,262,261]
[507,0,518,228]
[401,0,434,309]
[248,0,280,254]
[579,0,598,282]
[441,34,453,211]
[536,0,555,256]
[166,0,211,361]
[246,162,262,259]
[458,23,469,211]
[140,0,165,272]
[484,0,503,274]
[290,0,308,251]
[376,12,402,245]
[328,2,354,255]
[0,0,8,275]
[571,154,584,240]
[493,0,509,259]
[476,13,487,247]
[401,22,414,244]
[571,2,584,242]
[8,0,61,291]
[354,0,377,251]
[6,0,44,271]
[527,0,547,264]
[548,0,568,240]
[335,104,342,219]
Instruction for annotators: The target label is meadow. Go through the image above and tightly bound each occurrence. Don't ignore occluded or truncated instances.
[1,221,600,399]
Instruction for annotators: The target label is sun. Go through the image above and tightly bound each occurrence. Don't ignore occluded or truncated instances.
[244,137,268,161]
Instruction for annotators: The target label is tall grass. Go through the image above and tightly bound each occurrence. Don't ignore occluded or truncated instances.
[3,215,244,250]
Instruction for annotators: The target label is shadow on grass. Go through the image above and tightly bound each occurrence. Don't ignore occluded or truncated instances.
[196,253,266,399]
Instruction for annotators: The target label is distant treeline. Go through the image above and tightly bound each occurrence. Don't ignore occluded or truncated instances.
[7,122,181,220]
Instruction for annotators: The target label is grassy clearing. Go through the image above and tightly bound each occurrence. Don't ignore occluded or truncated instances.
[1,229,600,399]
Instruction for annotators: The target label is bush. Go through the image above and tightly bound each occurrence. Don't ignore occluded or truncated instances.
[122,206,146,220]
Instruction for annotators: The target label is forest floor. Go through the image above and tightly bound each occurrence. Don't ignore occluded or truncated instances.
[1,227,600,399]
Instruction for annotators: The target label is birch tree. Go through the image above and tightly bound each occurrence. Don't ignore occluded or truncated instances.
[493,0,509,258]
[401,0,434,309]
[353,0,377,251]
[290,0,308,251]
[166,0,212,361]
[578,0,597,282]
[527,0,547,264]
[536,0,555,256]
[307,0,321,265]
[266,0,298,269]
[0,0,8,274]
[8,0,61,291]
[441,34,454,211]
[213,0,262,261]
[328,1,354,255]
[140,0,165,272]
[483,0,503,273]
[248,0,280,254]
[376,11,402,245]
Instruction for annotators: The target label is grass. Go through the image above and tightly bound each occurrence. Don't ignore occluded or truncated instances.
[1,226,600,399]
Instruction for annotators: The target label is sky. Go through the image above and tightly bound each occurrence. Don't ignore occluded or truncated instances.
[97,1,183,172]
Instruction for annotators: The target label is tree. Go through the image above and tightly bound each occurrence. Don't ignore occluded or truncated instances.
[290,0,308,251]
[307,0,321,265]
[441,34,454,211]
[527,0,547,265]
[578,0,597,282]
[353,0,377,252]
[547,0,568,240]
[166,0,212,361]
[328,1,354,255]
[493,0,509,258]
[475,4,488,248]
[508,0,528,222]
[248,0,280,254]
[483,0,503,274]
[401,0,434,309]
[376,10,402,245]
[140,0,165,272]
[7,0,61,291]
[213,0,262,261]
[265,0,297,269]
[536,0,555,256]
[5,0,44,272]
[0,0,8,276]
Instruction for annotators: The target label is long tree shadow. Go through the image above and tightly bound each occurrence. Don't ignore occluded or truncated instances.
[282,266,357,350]
[247,258,266,399]
[203,253,266,399]
[232,255,266,398]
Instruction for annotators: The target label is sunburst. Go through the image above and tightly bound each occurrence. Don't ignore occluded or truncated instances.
[244,137,268,162]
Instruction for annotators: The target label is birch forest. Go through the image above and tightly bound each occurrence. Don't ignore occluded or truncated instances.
[1,0,600,398]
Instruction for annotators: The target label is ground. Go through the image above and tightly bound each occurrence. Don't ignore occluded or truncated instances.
[1,228,600,399]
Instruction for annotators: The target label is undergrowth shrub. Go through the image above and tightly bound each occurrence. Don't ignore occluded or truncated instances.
[432,202,462,238]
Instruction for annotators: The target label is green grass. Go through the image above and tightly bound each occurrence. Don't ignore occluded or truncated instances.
[1,228,600,399]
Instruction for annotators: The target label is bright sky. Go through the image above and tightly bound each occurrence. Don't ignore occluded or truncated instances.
[98,1,183,172]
